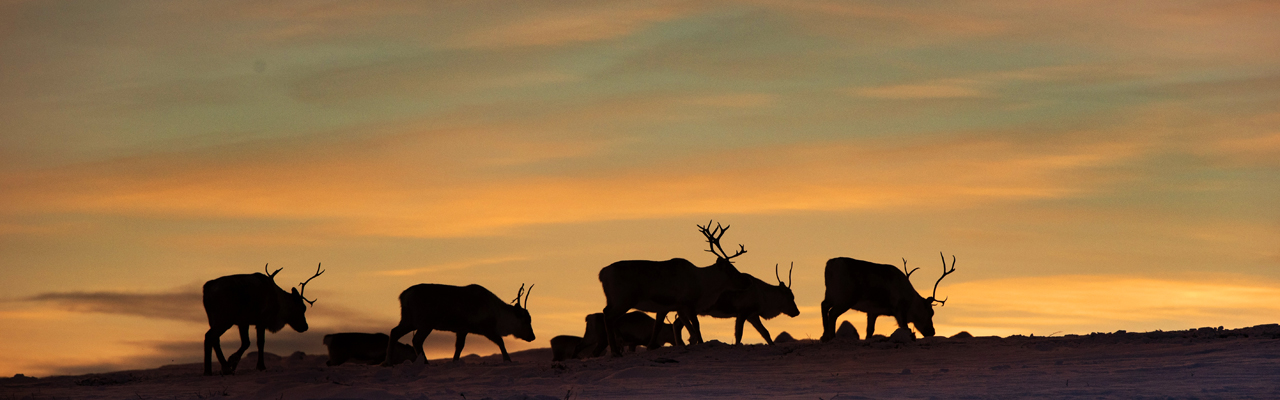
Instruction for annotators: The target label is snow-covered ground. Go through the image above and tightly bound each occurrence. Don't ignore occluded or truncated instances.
[4,324,1278,399]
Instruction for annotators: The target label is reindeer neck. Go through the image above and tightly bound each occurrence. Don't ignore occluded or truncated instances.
[264,288,292,332]
[494,304,524,335]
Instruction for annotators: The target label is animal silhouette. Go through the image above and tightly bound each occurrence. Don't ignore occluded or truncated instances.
[552,311,679,361]
[682,263,799,345]
[323,332,417,366]
[820,253,956,341]
[550,335,584,361]
[202,263,324,375]
[597,221,750,356]
[383,283,535,365]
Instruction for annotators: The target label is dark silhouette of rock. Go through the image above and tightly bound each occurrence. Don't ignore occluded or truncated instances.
[835,320,860,340]
[774,331,796,343]
[890,327,915,343]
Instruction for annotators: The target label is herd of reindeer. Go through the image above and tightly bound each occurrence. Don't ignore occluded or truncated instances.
[201,221,958,376]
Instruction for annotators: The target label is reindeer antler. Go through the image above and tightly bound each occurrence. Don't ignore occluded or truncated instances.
[697,220,746,262]
[929,253,957,306]
[512,283,526,306]
[523,284,534,309]
[298,263,325,307]
[264,263,282,279]
[775,262,794,288]
[902,258,918,278]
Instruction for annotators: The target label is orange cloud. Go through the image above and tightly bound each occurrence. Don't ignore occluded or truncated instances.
[851,80,989,100]
[449,3,696,49]
[0,128,1146,238]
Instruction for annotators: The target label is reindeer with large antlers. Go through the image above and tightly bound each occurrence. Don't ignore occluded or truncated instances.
[820,253,957,341]
[202,263,324,376]
[597,220,751,356]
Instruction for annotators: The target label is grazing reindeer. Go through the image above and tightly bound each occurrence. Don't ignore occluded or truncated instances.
[586,311,679,356]
[683,263,800,345]
[554,312,679,361]
[323,332,418,366]
[383,283,535,366]
[203,263,324,376]
[550,335,585,361]
[820,253,957,341]
[598,221,750,356]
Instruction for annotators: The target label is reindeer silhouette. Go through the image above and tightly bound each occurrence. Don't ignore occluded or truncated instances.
[598,221,751,356]
[821,253,956,341]
[202,263,323,375]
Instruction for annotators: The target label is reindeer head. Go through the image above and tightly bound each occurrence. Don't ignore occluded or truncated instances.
[503,284,536,342]
[266,263,324,333]
[908,253,956,337]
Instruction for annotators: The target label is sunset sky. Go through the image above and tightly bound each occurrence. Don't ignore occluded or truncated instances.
[2,0,1278,377]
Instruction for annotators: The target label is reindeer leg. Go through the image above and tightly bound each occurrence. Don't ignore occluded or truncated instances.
[411,329,432,364]
[685,312,704,345]
[225,325,251,374]
[650,311,669,349]
[452,333,467,362]
[733,317,746,345]
[255,326,267,371]
[865,313,878,339]
[747,316,773,345]
[602,305,625,357]
[820,300,847,342]
[383,323,415,366]
[894,314,912,338]
[204,325,230,376]
[487,334,511,362]
[669,314,687,348]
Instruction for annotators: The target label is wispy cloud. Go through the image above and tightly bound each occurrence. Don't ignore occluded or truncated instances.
[0,128,1147,238]
[375,256,531,277]
[447,2,695,49]
[24,290,205,324]
[851,80,988,100]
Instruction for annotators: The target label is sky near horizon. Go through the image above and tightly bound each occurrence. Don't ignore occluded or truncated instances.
[2,0,1278,377]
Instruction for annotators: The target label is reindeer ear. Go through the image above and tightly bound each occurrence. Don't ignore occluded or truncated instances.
[292,288,300,296]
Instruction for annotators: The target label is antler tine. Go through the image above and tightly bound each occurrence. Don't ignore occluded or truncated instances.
[775,263,782,285]
[696,221,717,257]
[724,243,747,260]
[298,262,325,307]
[512,283,526,305]
[264,263,283,279]
[931,252,957,306]
[523,284,534,309]
[788,262,794,288]
[902,258,918,278]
